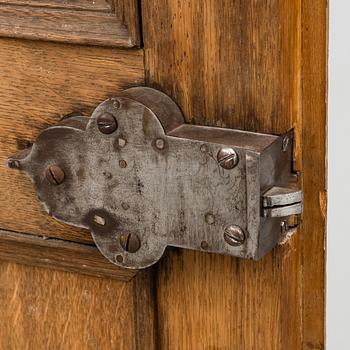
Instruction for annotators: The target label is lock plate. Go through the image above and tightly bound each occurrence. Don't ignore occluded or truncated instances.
[7,87,302,269]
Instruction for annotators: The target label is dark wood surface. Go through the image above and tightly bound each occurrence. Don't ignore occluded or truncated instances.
[0,0,140,47]
[142,0,326,348]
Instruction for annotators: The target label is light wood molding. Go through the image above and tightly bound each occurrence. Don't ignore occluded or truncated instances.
[0,0,140,47]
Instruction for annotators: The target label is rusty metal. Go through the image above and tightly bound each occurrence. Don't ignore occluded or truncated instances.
[44,165,65,185]
[97,112,118,134]
[217,147,239,169]
[224,225,246,246]
[120,233,141,253]
[7,87,303,270]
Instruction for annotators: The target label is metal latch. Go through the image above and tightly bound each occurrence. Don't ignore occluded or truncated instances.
[7,87,302,269]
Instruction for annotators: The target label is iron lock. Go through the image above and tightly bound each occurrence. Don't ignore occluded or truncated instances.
[7,87,302,269]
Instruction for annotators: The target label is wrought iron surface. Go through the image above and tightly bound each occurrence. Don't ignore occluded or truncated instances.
[7,87,302,269]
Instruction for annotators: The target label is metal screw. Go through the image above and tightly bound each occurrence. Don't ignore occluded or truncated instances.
[217,148,239,169]
[224,225,245,246]
[97,112,118,134]
[282,136,289,151]
[119,159,127,168]
[155,138,165,150]
[45,165,65,185]
[120,233,141,253]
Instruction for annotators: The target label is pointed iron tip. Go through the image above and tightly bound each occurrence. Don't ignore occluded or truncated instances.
[6,147,32,170]
[7,157,21,170]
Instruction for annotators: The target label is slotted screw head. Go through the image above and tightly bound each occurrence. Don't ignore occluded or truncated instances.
[97,113,118,134]
[45,165,65,185]
[224,225,245,246]
[120,233,141,253]
[217,147,239,169]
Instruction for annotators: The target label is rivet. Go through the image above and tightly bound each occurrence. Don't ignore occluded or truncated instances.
[224,225,245,246]
[93,215,106,226]
[217,148,239,169]
[201,241,209,250]
[155,138,165,150]
[115,254,124,263]
[45,165,65,185]
[119,159,127,168]
[120,233,141,253]
[282,136,289,151]
[97,112,117,134]
[205,213,215,225]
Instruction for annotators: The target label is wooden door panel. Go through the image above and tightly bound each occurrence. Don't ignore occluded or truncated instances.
[0,0,113,11]
[0,38,144,244]
[0,262,156,350]
[142,1,326,349]
[0,38,143,278]
[0,0,140,47]
[0,0,326,348]
[142,1,302,347]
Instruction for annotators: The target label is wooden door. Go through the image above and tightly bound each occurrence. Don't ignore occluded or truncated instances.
[0,1,327,349]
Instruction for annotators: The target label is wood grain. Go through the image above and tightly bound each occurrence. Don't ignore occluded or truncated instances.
[0,0,140,47]
[141,0,325,348]
[0,261,156,350]
[0,38,144,244]
[0,0,113,12]
[301,1,327,348]
[0,229,137,281]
